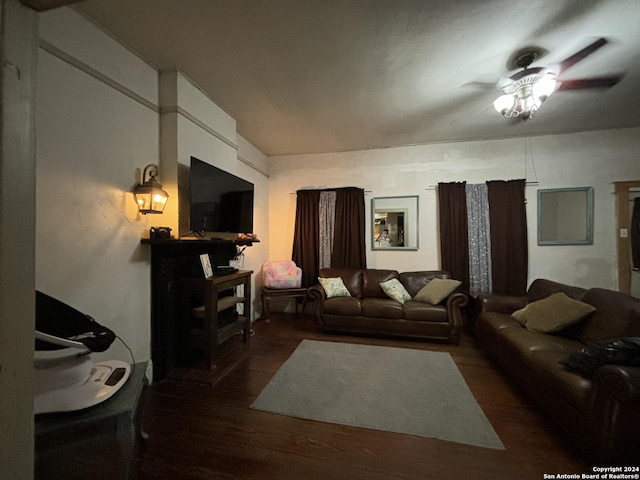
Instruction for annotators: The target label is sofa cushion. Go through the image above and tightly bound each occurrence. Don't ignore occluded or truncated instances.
[527,347,593,412]
[318,277,351,298]
[568,288,640,343]
[560,337,640,377]
[527,278,587,303]
[403,301,448,322]
[511,292,595,333]
[380,278,411,304]
[361,298,404,319]
[319,268,362,297]
[414,278,461,305]
[323,297,362,316]
[398,271,450,297]
[362,269,398,298]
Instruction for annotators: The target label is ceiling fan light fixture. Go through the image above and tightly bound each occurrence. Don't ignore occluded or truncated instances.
[494,70,557,120]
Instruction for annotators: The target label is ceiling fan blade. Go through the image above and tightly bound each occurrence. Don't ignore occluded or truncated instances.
[557,75,623,90]
[558,37,609,73]
[461,81,499,90]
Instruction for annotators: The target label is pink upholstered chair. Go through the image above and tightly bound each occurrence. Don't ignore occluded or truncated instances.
[262,260,302,289]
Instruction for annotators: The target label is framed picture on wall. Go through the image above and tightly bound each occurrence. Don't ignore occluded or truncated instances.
[372,196,419,250]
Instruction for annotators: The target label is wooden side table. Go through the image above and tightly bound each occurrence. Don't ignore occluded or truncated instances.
[261,287,308,320]
[181,270,253,369]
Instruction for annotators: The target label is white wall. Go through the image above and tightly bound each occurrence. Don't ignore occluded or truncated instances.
[35,8,270,379]
[36,8,160,365]
[268,128,640,290]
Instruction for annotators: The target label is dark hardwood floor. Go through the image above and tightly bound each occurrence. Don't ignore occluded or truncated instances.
[134,313,591,480]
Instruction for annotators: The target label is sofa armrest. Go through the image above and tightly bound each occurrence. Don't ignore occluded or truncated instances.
[476,294,526,315]
[307,284,327,324]
[590,364,640,462]
[445,292,470,344]
[307,284,326,302]
[593,364,640,404]
[446,292,469,311]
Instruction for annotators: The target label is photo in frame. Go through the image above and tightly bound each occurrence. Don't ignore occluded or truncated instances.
[200,253,214,278]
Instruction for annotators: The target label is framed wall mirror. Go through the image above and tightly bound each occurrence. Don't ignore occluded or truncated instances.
[372,196,419,250]
[538,187,594,245]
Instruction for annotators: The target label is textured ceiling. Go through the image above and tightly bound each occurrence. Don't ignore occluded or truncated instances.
[75,0,640,156]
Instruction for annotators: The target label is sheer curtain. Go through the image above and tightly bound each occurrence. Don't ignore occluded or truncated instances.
[319,191,336,269]
[465,183,492,296]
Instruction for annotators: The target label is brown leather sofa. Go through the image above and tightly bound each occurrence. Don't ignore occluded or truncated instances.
[308,268,468,343]
[476,279,640,463]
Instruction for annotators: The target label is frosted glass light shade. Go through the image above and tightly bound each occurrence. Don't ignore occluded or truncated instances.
[493,94,515,114]
[533,74,557,100]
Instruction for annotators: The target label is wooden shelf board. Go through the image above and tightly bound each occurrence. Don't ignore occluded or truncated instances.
[191,297,246,317]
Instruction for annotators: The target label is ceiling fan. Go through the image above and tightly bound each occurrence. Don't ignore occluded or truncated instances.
[478,37,623,121]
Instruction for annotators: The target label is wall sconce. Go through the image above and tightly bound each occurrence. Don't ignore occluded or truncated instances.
[133,164,169,215]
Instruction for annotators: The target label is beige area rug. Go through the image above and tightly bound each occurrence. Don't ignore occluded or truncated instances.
[250,340,504,449]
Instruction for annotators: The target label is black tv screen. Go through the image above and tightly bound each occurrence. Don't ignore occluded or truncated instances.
[189,157,254,234]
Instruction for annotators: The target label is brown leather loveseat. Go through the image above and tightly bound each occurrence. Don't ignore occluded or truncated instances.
[476,279,640,463]
[308,268,468,343]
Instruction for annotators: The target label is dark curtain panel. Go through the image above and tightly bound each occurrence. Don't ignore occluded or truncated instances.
[331,187,367,269]
[487,179,528,296]
[292,190,321,288]
[437,182,470,291]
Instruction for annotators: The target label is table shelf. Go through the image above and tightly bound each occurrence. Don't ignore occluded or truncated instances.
[192,296,246,317]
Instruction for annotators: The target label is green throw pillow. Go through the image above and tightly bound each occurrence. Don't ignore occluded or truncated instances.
[511,292,595,333]
[413,278,461,305]
[318,277,351,298]
[380,278,412,304]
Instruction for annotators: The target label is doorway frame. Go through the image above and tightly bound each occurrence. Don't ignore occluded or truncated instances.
[614,180,640,294]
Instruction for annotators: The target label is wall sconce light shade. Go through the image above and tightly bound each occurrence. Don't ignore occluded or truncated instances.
[133,164,169,214]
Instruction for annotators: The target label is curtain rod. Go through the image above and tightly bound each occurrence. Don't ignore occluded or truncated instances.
[290,190,372,194]
[425,181,539,190]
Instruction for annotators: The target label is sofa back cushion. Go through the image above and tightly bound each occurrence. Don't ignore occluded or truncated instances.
[527,279,587,303]
[362,269,398,298]
[398,271,451,298]
[319,268,363,297]
[567,288,640,343]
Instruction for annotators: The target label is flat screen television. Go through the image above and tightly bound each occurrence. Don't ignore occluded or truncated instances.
[189,156,254,234]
